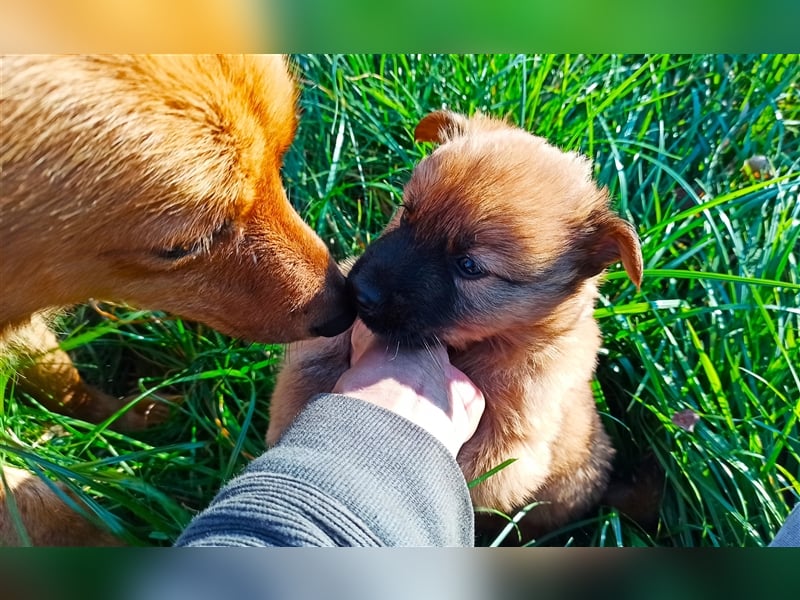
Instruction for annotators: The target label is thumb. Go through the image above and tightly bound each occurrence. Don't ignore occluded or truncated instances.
[446,366,485,440]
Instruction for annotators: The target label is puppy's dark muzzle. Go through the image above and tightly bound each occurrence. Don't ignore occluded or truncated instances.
[348,276,382,315]
[346,271,397,338]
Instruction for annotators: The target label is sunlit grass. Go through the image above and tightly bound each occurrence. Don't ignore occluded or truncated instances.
[2,54,798,546]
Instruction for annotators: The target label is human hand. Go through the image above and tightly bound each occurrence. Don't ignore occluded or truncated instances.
[332,320,485,457]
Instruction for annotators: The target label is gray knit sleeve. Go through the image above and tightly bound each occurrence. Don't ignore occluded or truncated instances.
[770,503,800,547]
[176,393,475,547]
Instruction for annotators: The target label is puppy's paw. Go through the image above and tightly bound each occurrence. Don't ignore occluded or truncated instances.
[110,392,182,432]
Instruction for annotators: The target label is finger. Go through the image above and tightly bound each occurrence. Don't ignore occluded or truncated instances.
[447,366,485,439]
[349,319,377,364]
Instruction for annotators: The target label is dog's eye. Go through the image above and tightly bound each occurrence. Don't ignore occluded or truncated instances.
[156,220,233,261]
[455,256,484,279]
[157,242,202,260]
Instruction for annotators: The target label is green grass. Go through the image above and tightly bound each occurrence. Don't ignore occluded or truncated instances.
[2,54,798,547]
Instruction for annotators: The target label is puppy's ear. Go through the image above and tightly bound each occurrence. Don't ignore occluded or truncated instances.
[582,215,644,289]
[414,110,469,143]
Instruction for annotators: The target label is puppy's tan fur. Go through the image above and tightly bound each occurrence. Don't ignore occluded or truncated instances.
[267,111,643,535]
[1,54,354,545]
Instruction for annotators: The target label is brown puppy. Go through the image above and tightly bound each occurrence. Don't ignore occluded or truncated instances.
[267,110,643,538]
[1,54,355,545]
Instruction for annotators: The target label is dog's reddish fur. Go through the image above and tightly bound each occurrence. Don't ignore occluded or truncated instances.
[267,111,643,538]
[0,54,354,545]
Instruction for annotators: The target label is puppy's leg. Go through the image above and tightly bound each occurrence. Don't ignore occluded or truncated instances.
[0,465,122,546]
[471,403,617,545]
[602,452,664,530]
[510,410,615,541]
[266,332,351,446]
[10,314,171,431]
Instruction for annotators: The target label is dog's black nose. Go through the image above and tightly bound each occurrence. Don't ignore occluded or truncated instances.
[310,303,357,337]
[349,277,382,313]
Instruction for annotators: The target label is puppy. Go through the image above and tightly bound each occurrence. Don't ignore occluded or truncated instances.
[267,110,643,538]
[1,54,355,545]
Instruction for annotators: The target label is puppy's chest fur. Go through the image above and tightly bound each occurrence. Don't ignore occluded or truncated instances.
[449,288,613,519]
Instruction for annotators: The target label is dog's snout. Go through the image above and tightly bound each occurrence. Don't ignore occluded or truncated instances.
[310,305,356,337]
[309,265,357,337]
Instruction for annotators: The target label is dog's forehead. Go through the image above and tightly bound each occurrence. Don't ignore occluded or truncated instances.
[137,55,296,219]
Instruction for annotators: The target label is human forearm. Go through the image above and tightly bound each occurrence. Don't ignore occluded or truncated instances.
[176,393,474,547]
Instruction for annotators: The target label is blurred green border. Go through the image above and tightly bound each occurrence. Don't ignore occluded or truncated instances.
[1,548,799,600]
[273,1,800,52]
[2,1,799,52]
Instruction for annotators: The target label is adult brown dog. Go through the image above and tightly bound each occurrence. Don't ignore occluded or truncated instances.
[0,54,355,545]
[267,110,643,539]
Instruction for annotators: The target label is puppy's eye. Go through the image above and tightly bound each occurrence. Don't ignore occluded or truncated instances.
[455,256,484,279]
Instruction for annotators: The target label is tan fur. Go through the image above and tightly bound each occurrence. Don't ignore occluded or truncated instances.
[1,54,354,545]
[267,110,643,536]
[0,465,123,547]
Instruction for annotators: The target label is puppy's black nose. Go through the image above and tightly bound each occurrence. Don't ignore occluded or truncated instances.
[349,277,382,313]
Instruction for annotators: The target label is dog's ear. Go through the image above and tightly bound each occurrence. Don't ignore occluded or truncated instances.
[414,110,469,143]
[582,215,644,289]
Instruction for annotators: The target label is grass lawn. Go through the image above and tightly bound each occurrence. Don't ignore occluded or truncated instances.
[1,54,798,546]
